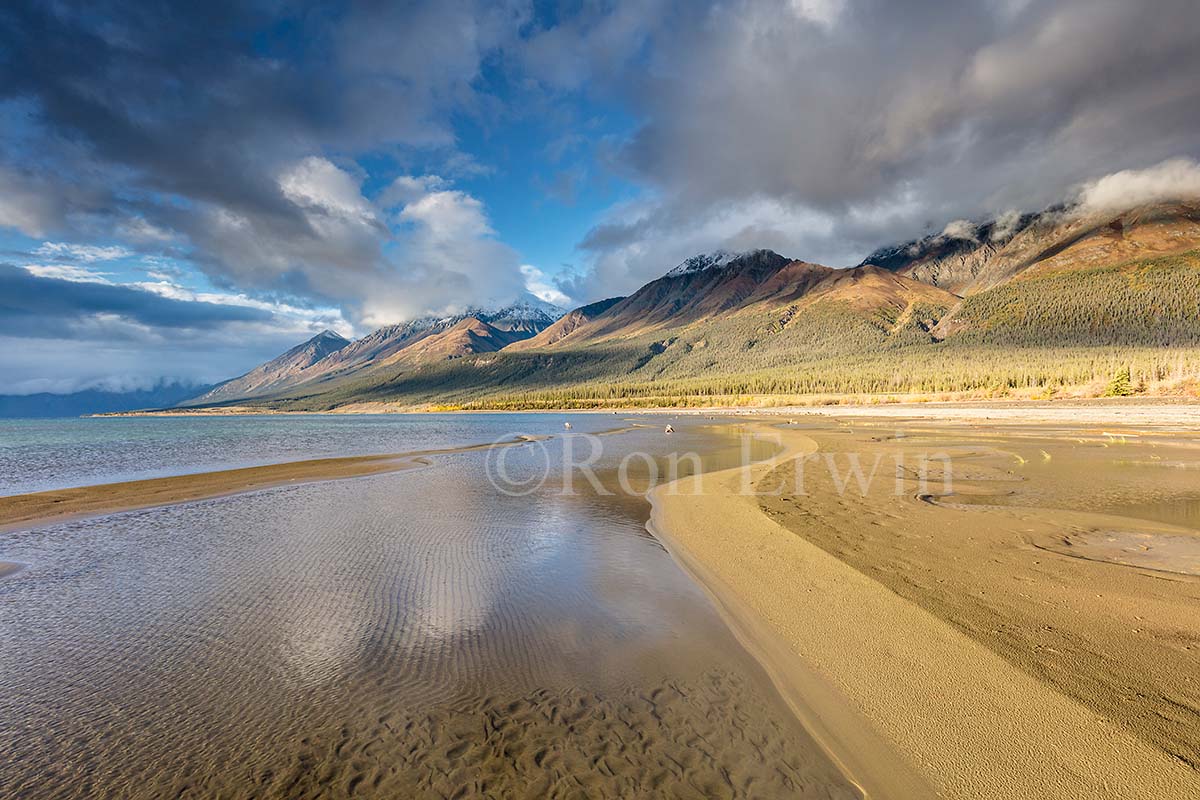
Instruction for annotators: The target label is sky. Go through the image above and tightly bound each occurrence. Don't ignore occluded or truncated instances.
[2,0,1200,394]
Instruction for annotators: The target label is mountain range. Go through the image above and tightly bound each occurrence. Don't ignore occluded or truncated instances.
[0,382,211,419]
[183,198,1200,410]
[192,294,564,405]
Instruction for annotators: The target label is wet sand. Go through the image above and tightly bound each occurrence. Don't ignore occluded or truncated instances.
[7,408,1199,797]
[0,436,548,533]
[650,416,1200,799]
[0,423,859,799]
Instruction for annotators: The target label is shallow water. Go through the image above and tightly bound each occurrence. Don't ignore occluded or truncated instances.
[0,413,643,496]
[878,423,1200,532]
[0,420,853,798]
[1043,529,1200,576]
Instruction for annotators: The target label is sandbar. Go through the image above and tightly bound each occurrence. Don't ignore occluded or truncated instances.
[0,436,547,533]
[649,418,1200,799]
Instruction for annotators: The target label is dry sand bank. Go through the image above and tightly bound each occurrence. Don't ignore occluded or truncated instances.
[752,399,1200,426]
[101,398,1200,423]
[0,436,546,533]
[649,419,1200,800]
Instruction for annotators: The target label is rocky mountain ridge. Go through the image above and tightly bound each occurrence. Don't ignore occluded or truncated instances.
[861,201,1200,295]
[187,198,1200,407]
[186,296,564,404]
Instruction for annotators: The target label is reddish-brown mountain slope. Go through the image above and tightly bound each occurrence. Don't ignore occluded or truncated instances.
[574,250,792,340]
[863,201,1200,295]
[191,330,350,404]
[377,317,529,367]
[506,297,624,351]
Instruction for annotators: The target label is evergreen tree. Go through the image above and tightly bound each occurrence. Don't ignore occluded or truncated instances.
[1105,367,1134,397]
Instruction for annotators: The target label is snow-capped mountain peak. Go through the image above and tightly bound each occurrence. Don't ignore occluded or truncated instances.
[450,293,563,331]
[664,249,778,278]
[470,293,566,322]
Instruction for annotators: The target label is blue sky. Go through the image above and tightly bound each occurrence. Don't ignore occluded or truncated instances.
[2,0,1199,393]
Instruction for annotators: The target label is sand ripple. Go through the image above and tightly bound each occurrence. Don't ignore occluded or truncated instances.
[0,440,854,798]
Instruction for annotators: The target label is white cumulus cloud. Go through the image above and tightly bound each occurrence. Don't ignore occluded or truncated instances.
[279,157,379,226]
[356,182,527,326]
[1076,158,1200,214]
[520,265,573,307]
[940,220,979,242]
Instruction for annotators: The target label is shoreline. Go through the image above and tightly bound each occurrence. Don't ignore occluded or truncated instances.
[1,415,888,794]
[90,397,1200,426]
[6,411,1199,796]
[647,427,932,800]
[647,419,1200,799]
[0,435,547,534]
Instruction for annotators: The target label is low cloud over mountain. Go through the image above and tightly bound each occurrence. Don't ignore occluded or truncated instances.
[1,1,1199,391]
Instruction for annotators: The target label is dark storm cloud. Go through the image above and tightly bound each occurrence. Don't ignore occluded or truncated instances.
[0,264,272,338]
[1,1,302,229]
[0,262,344,393]
[563,0,1200,297]
[3,0,1199,311]
[0,0,522,210]
[0,0,530,312]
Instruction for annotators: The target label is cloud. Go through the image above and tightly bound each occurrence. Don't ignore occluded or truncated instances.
[22,264,113,283]
[520,264,573,307]
[380,175,450,209]
[3,373,203,397]
[1076,158,1200,214]
[142,157,530,329]
[0,264,349,391]
[0,165,63,236]
[356,184,528,326]
[130,280,351,338]
[940,220,979,242]
[33,242,132,262]
[0,0,532,324]
[279,157,379,227]
[117,216,176,243]
[399,190,493,239]
[562,0,1200,295]
[990,209,1025,241]
[788,0,847,28]
[0,263,274,337]
[518,0,670,93]
[0,333,303,396]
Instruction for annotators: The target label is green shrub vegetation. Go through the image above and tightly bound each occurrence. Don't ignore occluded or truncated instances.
[251,251,1200,410]
[1104,366,1134,397]
[949,251,1200,347]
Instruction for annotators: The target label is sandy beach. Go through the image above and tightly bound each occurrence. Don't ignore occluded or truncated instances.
[4,404,1200,798]
[758,399,1200,426]
[649,413,1200,799]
